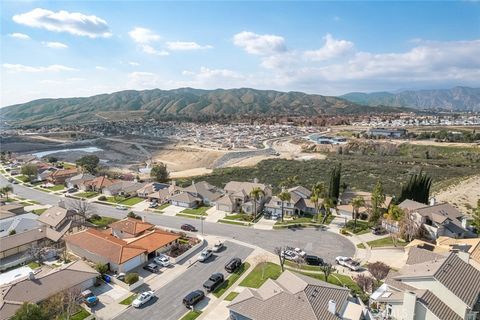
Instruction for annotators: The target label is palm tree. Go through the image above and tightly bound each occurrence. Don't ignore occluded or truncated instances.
[351,196,366,231]
[250,187,265,221]
[311,182,325,221]
[278,191,291,223]
[310,193,319,222]
[1,185,13,200]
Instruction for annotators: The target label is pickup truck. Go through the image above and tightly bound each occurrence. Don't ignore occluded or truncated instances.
[203,273,224,292]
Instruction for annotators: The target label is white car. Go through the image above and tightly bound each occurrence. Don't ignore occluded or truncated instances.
[197,249,213,262]
[294,248,307,258]
[281,250,298,261]
[154,254,171,267]
[132,291,155,308]
[345,260,361,271]
[212,241,224,252]
[335,256,351,266]
[115,205,127,210]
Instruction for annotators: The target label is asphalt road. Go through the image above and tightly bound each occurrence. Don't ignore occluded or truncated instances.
[115,241,253,320]
[0,174,355,263]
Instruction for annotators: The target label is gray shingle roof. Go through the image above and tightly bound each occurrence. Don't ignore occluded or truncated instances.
[418,290,462,320]
[406,247,447,265]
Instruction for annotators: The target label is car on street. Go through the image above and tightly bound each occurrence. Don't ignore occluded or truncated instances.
[154,254,171,267]
[212,241,224,252]
[115,205,128,210]
[143,263,159,273]
[197,249,213,262]
[183,290,205,308]
[81,290,98,307]
[305,255,324,266]
[149,202,158,208]
[335,256,351,266]
[67,188,78,193]
[181,224,197,232]
[203,273,224,292]
[335,256,360,271]
[294,247,307,258]
[225,257,242,273]
[281,250,298,261]
[132,291,155,308]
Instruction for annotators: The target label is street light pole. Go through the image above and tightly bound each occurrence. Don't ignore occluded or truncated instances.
[201,216,204,236]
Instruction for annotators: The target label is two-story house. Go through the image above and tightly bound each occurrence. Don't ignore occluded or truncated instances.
[216,180,272,214]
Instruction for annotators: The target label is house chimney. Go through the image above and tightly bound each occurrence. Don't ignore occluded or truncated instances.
[328,300,336,315]
[253,177,259,184]
[172,180,176,187]
[429,197,436,206]
[402,291,417,320]
[28,272,35,280]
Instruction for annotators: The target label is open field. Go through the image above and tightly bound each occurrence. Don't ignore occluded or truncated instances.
[433,174,480,214]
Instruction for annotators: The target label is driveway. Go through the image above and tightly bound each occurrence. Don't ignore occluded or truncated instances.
[253,217,276,230]
[205,207,227,222]
[115,241,253,320]
[162,204,185,216]
[89,282,130,320]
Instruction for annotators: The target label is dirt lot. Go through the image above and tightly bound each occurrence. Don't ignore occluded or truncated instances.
[152,145,226,171]
[433,175,480,214]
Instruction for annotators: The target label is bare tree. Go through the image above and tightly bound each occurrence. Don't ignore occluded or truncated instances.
[355,274,375,293]
[274,247,286,272]
[319,263,336,282]
[367,261,390,284]
[69,199,95,218]
[254,254,270,280]
[44,288,81,320]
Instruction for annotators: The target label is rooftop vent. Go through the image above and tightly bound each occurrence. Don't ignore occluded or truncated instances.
[328,300,336,315]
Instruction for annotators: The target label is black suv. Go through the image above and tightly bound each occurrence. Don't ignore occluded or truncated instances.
[225,257,242,273]
[305,255,324,266]
[203,273,224,292]
[181,224,197,232]
[183,290,205,307]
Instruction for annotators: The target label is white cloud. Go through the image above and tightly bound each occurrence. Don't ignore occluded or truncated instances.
[128,61,140,66]
[9,33,30,40]
[141,44,169,56]
[128,27,160,44]
[3,63,78,73]
[304,34,354,61]
[13,8,111,38]
[42,41,68,49]
[233,31,286,55]
[95,66,107,70]
[166,41,213,51]
[127,71,160,88]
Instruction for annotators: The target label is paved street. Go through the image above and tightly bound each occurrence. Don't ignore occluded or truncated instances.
[115,241,253,320]
[0,174,355,264]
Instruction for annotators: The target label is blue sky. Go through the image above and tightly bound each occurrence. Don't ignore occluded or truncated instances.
[1,1,479,106]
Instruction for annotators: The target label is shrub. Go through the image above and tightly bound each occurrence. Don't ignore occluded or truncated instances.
[340,228,349,235]
[98,195,107,201]
[90,214,101,220]
[125,273,139,285]
[95,263,108,275]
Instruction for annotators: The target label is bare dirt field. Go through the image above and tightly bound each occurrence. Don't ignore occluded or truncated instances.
[433,175,480,214]
[152,145,226,172]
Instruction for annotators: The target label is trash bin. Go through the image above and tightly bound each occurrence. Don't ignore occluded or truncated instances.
[103,275,111,283]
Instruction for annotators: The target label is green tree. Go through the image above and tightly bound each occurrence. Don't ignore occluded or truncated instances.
[125,272,139,285]
[311,182,325,221]
[12,303,48,320]
[76,155,100,174]
[323,197,334,219]
[319,263,336,283]
[473,199,480,234]
[280,176,299,188]
[249,187,265,221]
[370,181,386,223]
[95,263,108,275]
[386,204,404,221]
[1,185,13,200]
[328,163,341,201]
[46,156,58,163]
[20,164,38,182]
[398,170,432,204]
[278,190,291,222]
[351,196,365,231]
[150,162,169,182]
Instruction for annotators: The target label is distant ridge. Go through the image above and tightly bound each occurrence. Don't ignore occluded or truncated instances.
[341,86,480,112]
[0,87,409,125]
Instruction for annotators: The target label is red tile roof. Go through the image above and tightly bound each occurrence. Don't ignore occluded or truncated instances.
[128,229,180,254]
[108,217,153,235]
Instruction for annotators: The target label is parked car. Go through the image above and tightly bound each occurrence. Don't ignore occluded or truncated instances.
[225,257,242,273]
[81,290,98,307]
[212,241,224,252]
[281,250,298,261]
[149,202,158,208]
[203,273,224,292]
[115,205,127,210]
[154,254,171,267]
[197,249,213,262]
[132,291,155,308]
[183,290,205,308]
[294,248,307,258]
[305,255,324,266]
[371,226,387,235]
[335,256,351,266]
[143,263,159,273]
[344,260,361,271]
[67,188,78,193]
[181,224,197,232]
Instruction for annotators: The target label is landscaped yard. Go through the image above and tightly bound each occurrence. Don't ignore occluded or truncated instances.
[106,196,143,206]
[218,219,251,226]
[224,291,239,301]
[223,214,253,222]
[239,262,281,288]
[119,294,137,305]
[76,191,99,198]
[28,261,41,269]
[45,185,65,191]
[213,262,250,298]
[176,213,205,220]
[87,216,118,228]
[16,175,30,182]
[181,206,210,215]
[275,217,316,225]
[345,220,372,235]
[69,308,90,320]
[33,208,47,215]
[367,236,407,248]
[157,203,170,210]
[285,260,322,271]
[180,310,202,320]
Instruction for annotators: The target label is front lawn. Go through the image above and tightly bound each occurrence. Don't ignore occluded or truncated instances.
[33,208,47,215]
[158,203,170,210]
[180,310,202,320]
[28,261,41,269]
[120,197,144,206]
[176,213,205,220]
[224,291,239,301]
[88,216,118,228]
[296,271,363,297]
[275,217,316,225]
[239,262,281,288]
[16,175,30,182]
[285,260,322,271]
[76,191,99,198]
[181,206,210,215]
[218,219,251,226]
[367,237,407,248]
[213,262,250,298]
[223,214,253,222]
[46,185,65,191]
[119,294,137,305]
[69,308,90,320]
[345,220,372,235]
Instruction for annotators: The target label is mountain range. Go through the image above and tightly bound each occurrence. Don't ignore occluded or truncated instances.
[0,88,407,125]
[341,86,480,112]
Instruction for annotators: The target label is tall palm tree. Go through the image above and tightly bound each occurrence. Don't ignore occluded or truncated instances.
[1,185,13,200]
[278,191,291,223]
[311,182,325,221]
[351,196,366,231]
[310,193,319,222]
[249,187,265,221]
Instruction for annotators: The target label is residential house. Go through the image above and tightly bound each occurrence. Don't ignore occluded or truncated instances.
[398,199,475,239]
[127,229,180,260]
[337,190,392,219]
[0,260,98,320]
[46,168,78,185]
[0,227,48,271]
[81,176,117,192]
[264,185,318,218]
[12,154,36,164]
[217,180,272,213]
[169,192,201,208]
[0,213,42,238]
[109,217,153,239]
[37,206,87,242]
[0,204,25,219]
[102,181,146,197]
[228,270,365,320]
[65,173,95,189]
[370,247,480,320]
[182,181,224,206]
[147,183,184,203]
[137,182,169,198]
